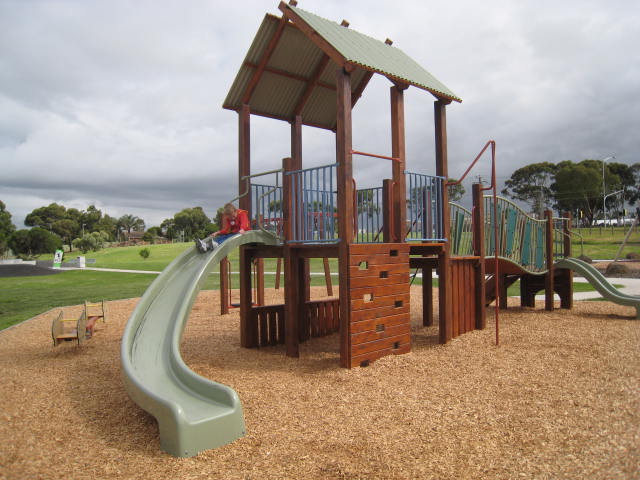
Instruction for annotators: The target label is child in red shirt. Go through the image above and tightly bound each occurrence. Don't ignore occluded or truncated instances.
[195,203,250,253]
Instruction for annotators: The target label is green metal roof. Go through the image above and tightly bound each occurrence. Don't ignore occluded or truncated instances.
[223,3,460,130]
[289,5,461,103]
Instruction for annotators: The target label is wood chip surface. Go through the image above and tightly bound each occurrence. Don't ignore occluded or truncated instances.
[1,287,638,480]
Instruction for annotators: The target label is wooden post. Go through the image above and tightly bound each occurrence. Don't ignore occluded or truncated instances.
[435,100,452,343]
[472,183,486,329]
[275,257,282,290]
[390,86,406,243]
[238,104,251,212]
[561,211,573,309]
[544,209,554,311]
[291,114,302,171]
[220,257,230,315]
[239,247,256,347]
[238,103,252,346]
[422,267,433,327]
[323,257,333,296]
[283,156,300,357]
[336,67,354,368]
[255,258,265,306]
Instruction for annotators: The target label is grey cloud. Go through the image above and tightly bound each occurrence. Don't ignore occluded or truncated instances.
[1,0,638,228]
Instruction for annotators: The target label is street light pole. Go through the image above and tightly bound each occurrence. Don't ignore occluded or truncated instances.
[601,155,615,225]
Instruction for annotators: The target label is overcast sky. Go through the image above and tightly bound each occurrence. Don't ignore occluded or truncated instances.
[1,0,638,228]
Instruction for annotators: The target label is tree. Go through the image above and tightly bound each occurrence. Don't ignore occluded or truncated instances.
[52,218,80,251]
[629,163,640,207]
[501,162,557,215]
[551,161,607,225]
[72,232,109,253]
[95,214,117,240]
[117,214,145,237]
[160,218,177,240]
[8,228,62,258]
[0,201,16,257]
[173,207,210,240]
[80,205,103,233]
[447,179,466,203]
[24,203,67,229]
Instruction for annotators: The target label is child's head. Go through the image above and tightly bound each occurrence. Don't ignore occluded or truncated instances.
[223,203,237,217]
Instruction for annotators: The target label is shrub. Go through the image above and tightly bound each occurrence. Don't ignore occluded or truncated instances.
[72,231,109,254]
[8,228,62,258]
[139,247,151,260]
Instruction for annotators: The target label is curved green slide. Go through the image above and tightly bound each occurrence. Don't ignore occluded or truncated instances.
[556,257,640,319]
[121,230,279,457]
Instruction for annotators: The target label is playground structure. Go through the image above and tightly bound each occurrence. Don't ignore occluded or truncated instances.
[121,1,639,457]
[219,2,639,365]
[52,299,106,346]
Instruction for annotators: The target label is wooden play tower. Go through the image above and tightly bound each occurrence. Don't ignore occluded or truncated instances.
[221,1,488,368]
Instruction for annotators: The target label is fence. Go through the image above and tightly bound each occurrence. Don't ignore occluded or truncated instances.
[285,163,338,243]
[405,172,445,242]
[251,183,283,238]
[484,196,547,272]
[355,186,384,243]
[449,203,474,256]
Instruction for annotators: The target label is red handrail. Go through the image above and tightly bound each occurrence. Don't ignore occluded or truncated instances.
[351,149,401,162]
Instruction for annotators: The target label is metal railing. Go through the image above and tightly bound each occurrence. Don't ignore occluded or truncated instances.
[252,183,283,238]
[484,196,547,272]
[405,172,445,242]
[285,163,338,244]
[449,203,474,256]
[355,186,384,243]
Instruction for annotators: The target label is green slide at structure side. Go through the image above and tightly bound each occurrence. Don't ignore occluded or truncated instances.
[555,257,640,318]
[121,231,279,457]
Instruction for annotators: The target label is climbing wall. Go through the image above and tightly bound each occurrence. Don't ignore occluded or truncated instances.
[348,243,411,367]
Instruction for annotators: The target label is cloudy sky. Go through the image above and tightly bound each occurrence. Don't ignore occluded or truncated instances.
[1,0,638,228]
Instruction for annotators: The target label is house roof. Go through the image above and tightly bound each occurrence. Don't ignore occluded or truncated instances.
[223,2,460,130]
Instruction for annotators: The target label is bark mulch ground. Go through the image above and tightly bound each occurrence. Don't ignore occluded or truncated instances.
[1,287,638,480]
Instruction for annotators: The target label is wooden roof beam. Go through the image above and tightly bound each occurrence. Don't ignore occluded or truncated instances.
[241,15,287,105]
[351,69,374,107]
[293,54,330,117]
[243,61,336,91]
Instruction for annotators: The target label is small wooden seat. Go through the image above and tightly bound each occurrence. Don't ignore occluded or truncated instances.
[51,300,107,346]
[51,311,88,347]
[85,300,106,323]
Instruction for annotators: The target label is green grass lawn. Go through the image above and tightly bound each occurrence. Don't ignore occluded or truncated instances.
[0,271,157,330]
[3,227,635,332]
[572,225,639,259]
[0,243,338,330]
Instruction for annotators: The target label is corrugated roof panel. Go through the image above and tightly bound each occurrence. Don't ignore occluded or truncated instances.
[249,71,306,118]
[245,14,279,65]
[268,24,324,78]
[223,14,281,110]
[302,85,337,129]
[223,65,253,110]
[289,5,461,102]
[319,58,340,86]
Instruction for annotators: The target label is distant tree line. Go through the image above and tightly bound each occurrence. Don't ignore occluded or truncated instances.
[501,160,640,225]
[0,201,220,259]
